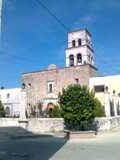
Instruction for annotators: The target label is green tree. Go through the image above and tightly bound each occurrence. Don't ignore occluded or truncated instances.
[49,105,62,118]
[0,100,5,117]
[94,98,105,117]
[59,84,104,131]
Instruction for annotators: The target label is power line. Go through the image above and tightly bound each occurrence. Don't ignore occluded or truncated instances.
[34,0,71,32]
[1,0,70,65]
[0,50,46,67]
[0,1,43,65]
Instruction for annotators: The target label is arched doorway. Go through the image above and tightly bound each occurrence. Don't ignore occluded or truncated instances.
[77,53,82,64]
[47,103,54,117]
[69,55,74,66]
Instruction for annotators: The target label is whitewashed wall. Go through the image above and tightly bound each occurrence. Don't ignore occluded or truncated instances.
[94,116,120,131]
[0,118,19,127]
[0,88,20,117]
[0,118,64,134]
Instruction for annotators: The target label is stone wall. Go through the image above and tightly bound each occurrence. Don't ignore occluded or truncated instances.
[27,118,64,134]
[0,118,19,127]
[0,118,64,134]
[94,116,120,131]
[1,117,120,134]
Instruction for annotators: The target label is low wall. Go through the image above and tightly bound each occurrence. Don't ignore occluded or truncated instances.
[27,118,64,134]
[94,116,120,131]
[1,117,120,134]
[0,118,64,134]
[0,118,19,127]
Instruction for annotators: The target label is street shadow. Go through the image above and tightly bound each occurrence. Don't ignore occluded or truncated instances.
[0,126,67,160]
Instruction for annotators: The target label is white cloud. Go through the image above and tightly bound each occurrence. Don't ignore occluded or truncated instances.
[81,15,97,24]
[73,15,97,29]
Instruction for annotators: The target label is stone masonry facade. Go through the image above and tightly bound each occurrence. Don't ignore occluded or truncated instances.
[22,64,97,116]
[21,29,98,117]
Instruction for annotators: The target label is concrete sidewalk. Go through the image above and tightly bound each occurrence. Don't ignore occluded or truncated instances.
[51,129,120,160]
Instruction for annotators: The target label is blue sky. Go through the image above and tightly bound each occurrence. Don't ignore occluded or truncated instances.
[0,0,120,88]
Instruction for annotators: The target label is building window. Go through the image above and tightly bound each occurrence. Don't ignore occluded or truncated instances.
[69,55,74,66]
[49,84,53,93]
[7,93,10,99]
[94,85,105,92]
[77,53,82,64]
[72,40,76,47]
[78,39,81,46]
[48,82,54,93]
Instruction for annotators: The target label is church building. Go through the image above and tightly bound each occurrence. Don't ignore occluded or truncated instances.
[21,29,98,117]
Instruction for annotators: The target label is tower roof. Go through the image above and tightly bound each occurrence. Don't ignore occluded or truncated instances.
[68,28,92,37]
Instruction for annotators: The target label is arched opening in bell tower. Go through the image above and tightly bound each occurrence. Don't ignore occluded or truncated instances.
[77,53,82,64]
[78,39,82,46]
[72,40,76,47]
[69,55,74,66]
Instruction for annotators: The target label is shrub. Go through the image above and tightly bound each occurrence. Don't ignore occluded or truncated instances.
[0,100,5,117]
[48,105,62,118]
[94,98,105,117]
[59,84,96,130]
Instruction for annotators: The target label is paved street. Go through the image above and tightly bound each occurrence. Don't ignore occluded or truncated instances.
[0,128,120,160]
[51,129,120,160]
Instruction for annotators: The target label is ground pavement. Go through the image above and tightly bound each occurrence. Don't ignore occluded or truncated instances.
[0,127,120,160]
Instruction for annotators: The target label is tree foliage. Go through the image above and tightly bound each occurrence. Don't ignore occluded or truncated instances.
[48,105,62,118]
[59,84,105,130]
[94,98,105,117]
[0,100,5,117]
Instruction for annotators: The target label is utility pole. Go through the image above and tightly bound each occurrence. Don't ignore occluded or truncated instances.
[0,0,2,33]
[0,0,3,46]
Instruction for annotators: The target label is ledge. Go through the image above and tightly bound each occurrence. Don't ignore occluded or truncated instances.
[64,130,96,139]
[18,119,28,123]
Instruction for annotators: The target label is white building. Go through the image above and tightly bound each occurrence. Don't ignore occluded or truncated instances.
[89,75,120,117]
[0,88,26,118]
[65,29,94,67]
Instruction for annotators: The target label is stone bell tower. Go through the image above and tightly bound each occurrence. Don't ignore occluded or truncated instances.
[65,29,95,67]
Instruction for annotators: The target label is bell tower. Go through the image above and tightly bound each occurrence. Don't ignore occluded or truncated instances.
[65,29,95,67]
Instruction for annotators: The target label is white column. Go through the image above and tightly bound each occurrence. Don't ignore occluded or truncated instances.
[113,94,117,116]
[66,56,69,67]
[74,55,77,66]
[119,95,120,115]
[20,91,27,119]
[104,92,111,117]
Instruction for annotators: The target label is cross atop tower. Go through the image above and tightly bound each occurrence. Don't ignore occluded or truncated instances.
[65,29,95,67]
